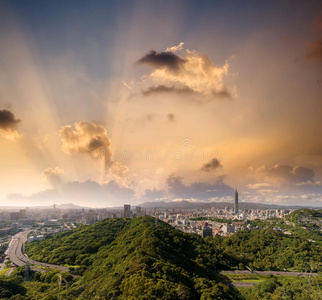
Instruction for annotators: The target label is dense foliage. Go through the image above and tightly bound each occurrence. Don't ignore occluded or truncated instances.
[250,209,322,244]
[212,229,321,271]
[0,275,26,298]
[25,218,129,268]
[24,217,242,299]
[3,212,321,299]
[241,274,322,300]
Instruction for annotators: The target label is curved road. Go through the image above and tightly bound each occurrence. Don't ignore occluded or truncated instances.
[216,269,319,287]
[217,270,319,277]
[7,230,69,273]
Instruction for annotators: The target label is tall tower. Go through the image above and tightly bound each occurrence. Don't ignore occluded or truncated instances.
[234,189,239,215]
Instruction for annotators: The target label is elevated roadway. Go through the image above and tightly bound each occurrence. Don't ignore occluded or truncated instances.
[7,230,69,273]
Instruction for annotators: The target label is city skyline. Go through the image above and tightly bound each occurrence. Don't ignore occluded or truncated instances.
[0,1,322,207]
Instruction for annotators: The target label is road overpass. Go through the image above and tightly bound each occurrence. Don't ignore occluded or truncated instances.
[7,230,69,273]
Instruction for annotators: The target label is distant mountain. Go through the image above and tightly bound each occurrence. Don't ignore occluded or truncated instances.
[139,200,322,210]
[56,203,84,209]
[0,203,88,210]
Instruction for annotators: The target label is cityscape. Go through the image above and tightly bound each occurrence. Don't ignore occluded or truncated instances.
[0,0,322,299]
[0,188,310,250]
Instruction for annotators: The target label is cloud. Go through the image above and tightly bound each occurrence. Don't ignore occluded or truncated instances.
[306,15,322,62]
[108,161,129,184]
[142,188,167,201]
[307,37,322,62]
[139,174,233,202]
[0,109,20,129]
[247,183,273,190]
[255,164,316,185]
[7,179,136,207]
[142,85,194,96]
[201,158,222,172]
[246,165,322,201]
[295,180,321,187]
[166,174,233,200]
[166,42,184,53]
[146,114,154,121]
[137,50,186,72]
[42,167,65,188]
[59,122,130,186]
[123,81,133,90]
[59,122,112,163]
[8,189,62,203]
[0,109,21,140]
[167,113,175,122]
[138,44,233,99]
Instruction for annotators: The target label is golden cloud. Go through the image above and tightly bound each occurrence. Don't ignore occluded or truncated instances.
[59,122,112,161]
[138,44,233,98]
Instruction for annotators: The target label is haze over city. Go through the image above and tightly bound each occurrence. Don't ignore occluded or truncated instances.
[0,0,322,208]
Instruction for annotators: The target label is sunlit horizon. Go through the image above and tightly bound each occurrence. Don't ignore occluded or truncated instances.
[0,1,322,208]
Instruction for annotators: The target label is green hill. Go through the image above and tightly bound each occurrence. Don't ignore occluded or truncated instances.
[8,215,321,299]
[250,209,322,244]
[213,229,321,271]
[24,216,242,299]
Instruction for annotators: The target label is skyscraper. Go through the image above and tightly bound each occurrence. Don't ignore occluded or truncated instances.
[124,204,131,218]
[136,206,142,216]
[234,189,239,214]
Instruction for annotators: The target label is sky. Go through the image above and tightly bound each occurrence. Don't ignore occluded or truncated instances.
[0,0,322,207]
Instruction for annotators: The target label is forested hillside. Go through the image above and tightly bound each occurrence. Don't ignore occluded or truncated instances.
[24,216,242,299]
[1,215,321,299]
[250,209,322,244]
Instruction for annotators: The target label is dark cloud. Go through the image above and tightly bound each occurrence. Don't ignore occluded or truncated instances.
[306,15,322,62]
[88,136,108,152]
[142,84,231,101]
[211,87,232,99]
[256,164,315,184]
[146,114,153,121]
[166,174,233,200]
[142,85,194,96]
[0,109,20,130]
[167,113,175,122]
[7,179,136,207]
[292,166,315,183]
[201,158,222,172]
[307,37,322,62]
[137,50,186,71]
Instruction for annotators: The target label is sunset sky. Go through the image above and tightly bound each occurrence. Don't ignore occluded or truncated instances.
[0,0,321,207]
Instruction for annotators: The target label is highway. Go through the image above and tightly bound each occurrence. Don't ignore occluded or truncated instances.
[217,269,319,288]
[6,230,69,273]
[217,270,319,277]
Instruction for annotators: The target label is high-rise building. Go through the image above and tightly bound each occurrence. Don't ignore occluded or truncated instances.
[136,206,142,216]
[222,224,235,234]
[19,209,26,219]
[124,204,131,218]
[234,189,239,214]
[202,226,213,237]
[10,212,20,220]
[85,210,96,223]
